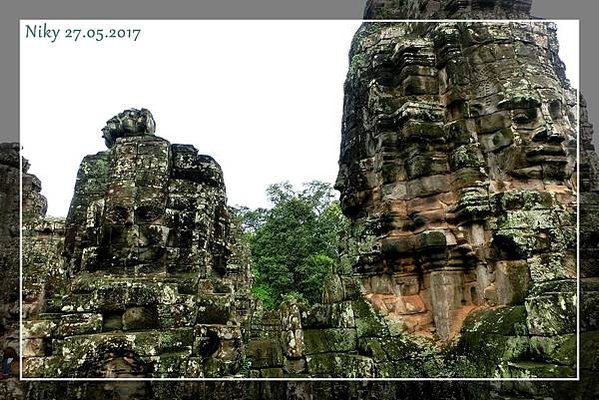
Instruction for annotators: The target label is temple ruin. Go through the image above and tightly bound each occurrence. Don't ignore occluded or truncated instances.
[4,0,591,391]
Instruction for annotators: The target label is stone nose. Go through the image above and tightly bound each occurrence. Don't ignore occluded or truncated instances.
[531,127,565,144]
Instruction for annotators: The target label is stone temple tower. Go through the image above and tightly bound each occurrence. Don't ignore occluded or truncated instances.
[335,19,577,352]
[22,108,252,378]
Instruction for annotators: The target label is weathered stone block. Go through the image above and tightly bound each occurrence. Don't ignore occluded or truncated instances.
[122,307,158,331]
[60,331,161,358]
[526,290,576,336]
[581,285,599,331]
[196,294,231,324]
[462,306,528,336]
[22,356,62,378]
[22,320,56,338]
[352,299,389,338]
[402,75,438,96]
[284,358,307,375]
[23,338,47,357]
[580,331,599,370]
[55,313,103,337]
[429,270,464,340]
[102,313,123,331]
[160,328,194,352]
[195,324,242,341]
[246,339,284,369]
[495,260,530,305]
[528,253,570,283]
[184,357,204,378]
[406,175,450,198]
[528,334,576,366]
[148,352,189,378]
[303,328,357,355]
[281,329,304,359]
[497,361,575,378]
[306,353,375,377]
[260,367,284,378]
[321,274,345,304]
[415,230,447,252]
[303,302,355,329]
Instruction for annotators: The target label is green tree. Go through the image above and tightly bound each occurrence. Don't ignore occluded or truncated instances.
[235,181,348,308]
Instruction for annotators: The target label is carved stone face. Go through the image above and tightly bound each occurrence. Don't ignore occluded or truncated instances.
[336,22,577,341]
[101,195,169,267]
[92,136,171,271]
[72,134,234,280]
[29,109,250,379]
[472,91,574,183]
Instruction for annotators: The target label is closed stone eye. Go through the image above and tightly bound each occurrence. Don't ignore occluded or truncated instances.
[108,205,129,223]
[512,108,537,124]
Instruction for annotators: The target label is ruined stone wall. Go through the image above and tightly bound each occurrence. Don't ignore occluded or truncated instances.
[578,94,599,398]
[21,191,66,364]
[0,144,60,398]
[0,144,23,400]
[0,144,21,355]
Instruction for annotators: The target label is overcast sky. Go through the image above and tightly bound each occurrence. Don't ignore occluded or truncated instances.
[20,20,579,218]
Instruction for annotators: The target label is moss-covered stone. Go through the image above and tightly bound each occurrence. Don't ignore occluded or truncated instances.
[122,307,158,331]
[351,299,389,337]
[528,334,576,366]
[246,339,284,369]
[152,352,190,377]
[497,361,575,378]
[306,353,375,377]
[303,328,357,355]
[55,313,103,338]
[302,302,356,329]
[22,320,56,339]
[526,290,576,336]
[462,306,528,336]
[260,367,284,378]
[160,328,194,352]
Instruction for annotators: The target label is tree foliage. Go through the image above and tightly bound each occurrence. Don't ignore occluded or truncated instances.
[234,181,348,308]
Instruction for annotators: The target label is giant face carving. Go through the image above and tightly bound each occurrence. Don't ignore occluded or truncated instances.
[97,136,171,271]
[336,22,577,341]
[64,111,234,280]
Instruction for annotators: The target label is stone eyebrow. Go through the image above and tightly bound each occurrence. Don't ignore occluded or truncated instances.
[497,95,542,110]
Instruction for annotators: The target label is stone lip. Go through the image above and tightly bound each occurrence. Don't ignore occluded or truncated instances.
[101,108,156,148]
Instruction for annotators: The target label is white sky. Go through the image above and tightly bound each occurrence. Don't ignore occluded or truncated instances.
[20,20,579,218]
